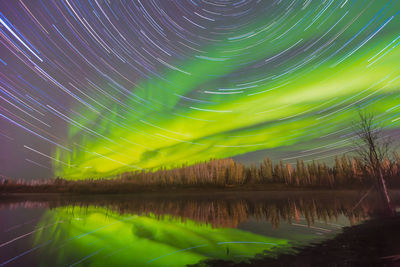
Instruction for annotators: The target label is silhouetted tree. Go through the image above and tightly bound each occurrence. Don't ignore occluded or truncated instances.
[353,112,394,215]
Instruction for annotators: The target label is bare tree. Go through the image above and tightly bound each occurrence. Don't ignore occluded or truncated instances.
[353,111,394,215]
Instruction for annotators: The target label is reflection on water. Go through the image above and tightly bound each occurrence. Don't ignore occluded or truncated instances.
[33,207,289,267]
[0,191,399,266]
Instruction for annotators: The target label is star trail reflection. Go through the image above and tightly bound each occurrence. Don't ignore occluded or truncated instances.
[2,191,393,266]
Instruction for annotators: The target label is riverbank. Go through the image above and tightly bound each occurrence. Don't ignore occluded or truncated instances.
[193,214,400,267]
[1,188,387,200]
[0,181,378,194]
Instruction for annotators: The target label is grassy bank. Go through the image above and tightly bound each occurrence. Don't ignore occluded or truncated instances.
[193,214,400,267]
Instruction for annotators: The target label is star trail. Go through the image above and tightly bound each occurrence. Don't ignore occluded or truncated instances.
[0,0,400,179]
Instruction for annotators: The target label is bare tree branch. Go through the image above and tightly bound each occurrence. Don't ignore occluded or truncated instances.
[351,110,394,216]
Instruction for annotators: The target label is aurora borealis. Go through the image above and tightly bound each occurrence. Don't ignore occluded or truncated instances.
[1,1,400,179]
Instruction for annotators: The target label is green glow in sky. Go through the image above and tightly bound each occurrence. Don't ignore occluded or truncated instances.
[53,2,400,179]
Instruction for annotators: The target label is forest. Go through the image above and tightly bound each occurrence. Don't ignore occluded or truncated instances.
[1,153,400,193]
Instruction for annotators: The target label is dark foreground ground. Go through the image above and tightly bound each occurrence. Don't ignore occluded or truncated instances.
[192,215,400,267]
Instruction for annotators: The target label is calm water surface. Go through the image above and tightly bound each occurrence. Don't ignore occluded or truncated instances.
[1,191,399,267]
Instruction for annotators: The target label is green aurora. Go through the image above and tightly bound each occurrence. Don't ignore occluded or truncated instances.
[53,1,400,179]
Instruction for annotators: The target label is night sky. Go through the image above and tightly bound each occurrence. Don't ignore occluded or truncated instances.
[1,0,400,180]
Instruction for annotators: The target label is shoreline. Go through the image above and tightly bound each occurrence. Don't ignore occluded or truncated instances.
[0,183,377,195]
[194,214,400,267]
[0,188,371,196]
[2,187,400,201]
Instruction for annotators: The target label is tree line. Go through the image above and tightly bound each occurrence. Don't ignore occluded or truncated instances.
[117,153,400,187]
[1,153,399,193]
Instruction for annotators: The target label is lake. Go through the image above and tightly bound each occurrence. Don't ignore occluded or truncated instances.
[0,191,399,267]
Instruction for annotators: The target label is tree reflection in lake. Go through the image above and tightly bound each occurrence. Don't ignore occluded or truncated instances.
[0,191,399,266]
